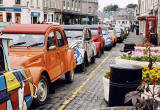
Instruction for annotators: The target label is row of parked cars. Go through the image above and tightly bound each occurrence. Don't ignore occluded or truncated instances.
[0,23,130,110]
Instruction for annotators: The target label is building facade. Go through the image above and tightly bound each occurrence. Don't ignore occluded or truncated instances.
[138,0,158,38]
[81,0,98,24]
[0,0,43,24]
[98,8,134,26]
[0,0,99,24]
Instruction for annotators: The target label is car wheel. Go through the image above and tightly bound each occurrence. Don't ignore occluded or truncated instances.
[97,48,101,58]
[65,70,74,83]
[35,75,49,105]
[79,63,86,72]
[90,56,95,64]
[101,46,104,54]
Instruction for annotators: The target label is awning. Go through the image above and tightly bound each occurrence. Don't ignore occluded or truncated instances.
[137,16,156,21]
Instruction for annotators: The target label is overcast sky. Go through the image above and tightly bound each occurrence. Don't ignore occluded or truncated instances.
[98,0,138,11]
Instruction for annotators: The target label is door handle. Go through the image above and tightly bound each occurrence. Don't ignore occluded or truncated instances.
[8,77,15,82]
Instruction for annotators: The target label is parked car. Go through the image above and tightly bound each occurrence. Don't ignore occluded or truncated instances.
[88,25,105,58]
[115,27,124,42]
[2,24,76,105]
[62,25,96,72]
[0,35,36,110]
[101,27,112,50]
[107,27,117,46]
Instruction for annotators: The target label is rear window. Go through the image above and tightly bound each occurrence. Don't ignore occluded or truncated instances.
[91,29,98,35]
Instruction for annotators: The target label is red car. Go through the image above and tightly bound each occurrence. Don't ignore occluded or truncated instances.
[89,25,105,58]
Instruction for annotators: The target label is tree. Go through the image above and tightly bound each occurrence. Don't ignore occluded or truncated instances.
[103,4,119,12]
[126,4,137,8]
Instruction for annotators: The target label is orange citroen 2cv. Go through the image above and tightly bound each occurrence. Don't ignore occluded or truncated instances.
[2,24,76,105]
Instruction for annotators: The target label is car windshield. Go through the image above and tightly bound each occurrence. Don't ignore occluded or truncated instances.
[91,29,98,35]
[5,34,45,47]
[65,30,83,38]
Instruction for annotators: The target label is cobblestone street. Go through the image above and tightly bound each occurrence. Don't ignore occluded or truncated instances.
[31,31,143,110]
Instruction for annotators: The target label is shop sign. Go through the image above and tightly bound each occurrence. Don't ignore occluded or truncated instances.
[0,8,21,12]
[31,12,40,17]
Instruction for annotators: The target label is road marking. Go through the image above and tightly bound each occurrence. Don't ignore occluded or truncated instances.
[58,53,111,110]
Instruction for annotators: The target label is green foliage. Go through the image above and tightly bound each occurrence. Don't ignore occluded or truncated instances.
[103,4,119,12]
[121,55,160,62]
[126,4,137,8]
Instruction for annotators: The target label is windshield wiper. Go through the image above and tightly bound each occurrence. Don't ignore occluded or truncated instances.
[10,42,26,47]
[27,43,43,48]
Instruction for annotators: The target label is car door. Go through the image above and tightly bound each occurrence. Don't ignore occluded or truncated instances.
[55,30,68,74]
[45,31,61,80]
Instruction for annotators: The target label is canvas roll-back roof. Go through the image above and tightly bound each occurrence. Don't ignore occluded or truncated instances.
[2,24,60,34]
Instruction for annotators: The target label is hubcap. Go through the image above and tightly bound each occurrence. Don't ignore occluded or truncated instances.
[37,78,47,102]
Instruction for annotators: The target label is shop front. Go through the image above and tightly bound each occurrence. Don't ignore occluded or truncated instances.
[31,12,40,24]
[0,8,21,23]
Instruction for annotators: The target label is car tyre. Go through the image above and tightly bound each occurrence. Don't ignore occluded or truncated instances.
[101,46,104,54]
[35,75,49,105]
[65,70,74,83]
[97,48,101,58]
[79,63,86,72]
[90,56,95,64]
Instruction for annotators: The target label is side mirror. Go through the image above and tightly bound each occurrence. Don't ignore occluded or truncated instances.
[49,45,56,50]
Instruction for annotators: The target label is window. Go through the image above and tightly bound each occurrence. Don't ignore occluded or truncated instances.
[0,0,3,4]
[15,0,20,4]
[47,32,56,48]
[88,7,91,13]
[56,31,65,47]
[63,0,65,7]
[0,12,3,22]
[0,45,5,73]
[37,0,39,7]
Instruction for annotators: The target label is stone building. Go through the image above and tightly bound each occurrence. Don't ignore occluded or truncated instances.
[0,0,43,24]
[0,0,99,24]
[81,0,98,24]
[138,0,158,39]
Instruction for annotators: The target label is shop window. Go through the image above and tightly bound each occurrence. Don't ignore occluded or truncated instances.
[0,45,5,73]
[15,0,20,4]
[6,13,12,22]
[0,0,3,4]
[0,12,3,22]
[15,13,21,24]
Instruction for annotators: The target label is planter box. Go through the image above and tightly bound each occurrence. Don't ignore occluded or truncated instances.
[103,76,110,102]
[115,56,160,66]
